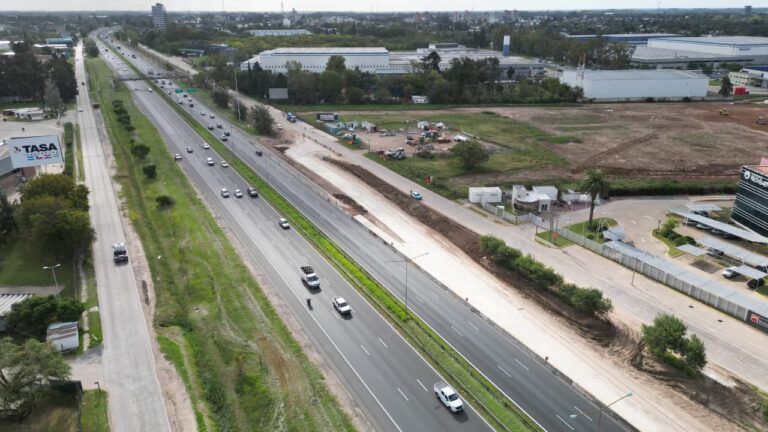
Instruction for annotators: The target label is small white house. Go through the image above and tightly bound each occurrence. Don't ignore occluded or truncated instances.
[46,321,79,352]
[561,189,599,206]
[412,95,429,104]
[469,187,502,204]
[511,185,551,213]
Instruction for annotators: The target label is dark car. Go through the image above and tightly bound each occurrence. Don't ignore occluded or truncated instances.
[224,131,231,136]
[247,187,258,198]
[255,149,263,157]
[747,278,766,289]
[186,146,193,153]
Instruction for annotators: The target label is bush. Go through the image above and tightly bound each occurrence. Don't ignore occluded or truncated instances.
[142,164,157,179]
[570,287,612,316]
[762,400,768,423]
[155,195,175,210]
[642,313,707,374]
[131,144,150,159]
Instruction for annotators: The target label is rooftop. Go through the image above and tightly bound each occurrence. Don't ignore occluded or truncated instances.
[265,47,388,55]
[0,293,33,317]
[632,46,751,61]
[575,69,706,81]
[656,36,768,46]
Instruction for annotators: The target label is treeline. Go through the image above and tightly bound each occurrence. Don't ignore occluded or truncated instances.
[0,42,77,104]
[195,54,582,106]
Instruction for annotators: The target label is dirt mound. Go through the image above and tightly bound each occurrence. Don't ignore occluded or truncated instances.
[332,193,367,215]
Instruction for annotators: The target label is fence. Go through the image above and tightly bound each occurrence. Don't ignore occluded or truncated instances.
[552,223,768,331]
[480,202,538,225]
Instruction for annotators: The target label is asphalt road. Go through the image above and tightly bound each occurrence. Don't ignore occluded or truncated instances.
[75,44,171,432]
[97,37,492,432]
[104,36,631,432]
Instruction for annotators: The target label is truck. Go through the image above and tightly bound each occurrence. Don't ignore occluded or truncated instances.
[113,242,128,264]
[434,382,463,413]
[300,266,320,288]
[286,112,297,123]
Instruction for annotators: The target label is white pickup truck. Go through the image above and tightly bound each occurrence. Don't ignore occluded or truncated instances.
[434,381,463,413]
[300,266,320,289]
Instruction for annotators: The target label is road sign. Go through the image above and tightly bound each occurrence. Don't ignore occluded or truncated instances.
[187,88,196,93]
[174,89,183,93]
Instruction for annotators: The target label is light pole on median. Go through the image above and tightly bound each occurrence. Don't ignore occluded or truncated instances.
[570,391,633,432]
[386,252,429,316]
[43,264,61,295]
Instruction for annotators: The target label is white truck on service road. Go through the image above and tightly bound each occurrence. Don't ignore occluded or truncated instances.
[300,266,320,289]
[434,381,463,413]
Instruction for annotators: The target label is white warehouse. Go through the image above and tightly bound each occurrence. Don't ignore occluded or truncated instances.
[245,47,389,74]
[648,36,768,57]
[560,69,708,101]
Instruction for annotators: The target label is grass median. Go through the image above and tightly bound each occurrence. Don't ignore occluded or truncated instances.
[87,54,354,432]
[121,44,542,432]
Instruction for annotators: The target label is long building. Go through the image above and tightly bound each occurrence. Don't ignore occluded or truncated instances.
[565,33,679,45]
[728,66,768,88]
[560,69,708,101]
[733,165,768,237]
[632,36,768,68]
[241,43,543,79]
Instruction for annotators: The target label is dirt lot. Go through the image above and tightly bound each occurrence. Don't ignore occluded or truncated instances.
[328,102,768,189]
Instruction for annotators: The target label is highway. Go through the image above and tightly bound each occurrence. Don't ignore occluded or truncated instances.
[74,44,172,432]
[96,36,492,432]
[101,34,631,432]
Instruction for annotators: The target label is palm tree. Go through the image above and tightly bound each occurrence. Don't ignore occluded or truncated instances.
[580,169,610,230]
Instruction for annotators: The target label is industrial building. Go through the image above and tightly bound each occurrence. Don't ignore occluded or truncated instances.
[46,322,79,352]
[729,66,768,88]
[733,165,768,238]
[564,33,679,45]
[248,29,312,37]
[241,42,543,79]
[152,3,167,30]
[632,36,768,68]
[560,69,708,101]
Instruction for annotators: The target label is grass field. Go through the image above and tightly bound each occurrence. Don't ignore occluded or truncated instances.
[566,218,618,243]
[87,56,354,432]
[0,392,78,432]
[81,390,110,432]
[0,237,74,295]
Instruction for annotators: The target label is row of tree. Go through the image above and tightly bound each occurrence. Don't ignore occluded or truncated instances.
[0,42,78,109]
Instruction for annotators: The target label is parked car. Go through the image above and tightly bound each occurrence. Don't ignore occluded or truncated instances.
[332,297,352,315]
[722,232,738,240]
[707,247,724,256]
[276,123,283,130]
[696,223,711,230]
[220,188,230,198]
[278,218,290,229]
[207,124,214,130]
[410,190,423,201]
[255,149,263,157]
[247,187,258,198]
[711,228,723,235]
[722,267,739,278]
[748,278,766,289]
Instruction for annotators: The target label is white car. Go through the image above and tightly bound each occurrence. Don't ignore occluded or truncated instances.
[202,142,210,149]
[434,382,464,413]
[221,161,229,168]
[220,188,230,198]
[278,218,290,229]
[276,123,283,130]
[332,297,351,315]
[206,157,215,166]
[78,108,84,112]
[722,267,739,279]
[234,189,243,198]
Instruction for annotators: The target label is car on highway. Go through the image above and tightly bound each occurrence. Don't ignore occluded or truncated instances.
[722,267,739,278]
[186,146,193,153]
[247,187,258,198]
[216,124,223,129]
[207,125,214,130]
[210,114,215,119]
[278,218,290,229]
[201,111,206,116]
[434,382,463,413]
[224,131,230,136]
[174,154,182,161]
[221,160,229,168]
[410,190,423,200]
[332,297,352,315]
[234,189,243,198]
[255,150,263,157]
[202,142,210,149]
[220,188,230,198]
[206,157,215,166]
[148,88,153,92]
[220,135,228,141]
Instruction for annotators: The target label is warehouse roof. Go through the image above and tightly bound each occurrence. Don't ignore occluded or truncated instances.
[673,210,768,243]
[0,293,32,317]
[632,46,739,61]
[576,69,706,80]
[265,47,388,55]
[656,36,768,46]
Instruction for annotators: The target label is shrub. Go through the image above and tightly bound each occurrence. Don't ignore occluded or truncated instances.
[142,164,157,179]
[570,287,612,316]
[642,313,707,374]
[762,400,768,422]
[155,195,175,210]
[131,144,150,159]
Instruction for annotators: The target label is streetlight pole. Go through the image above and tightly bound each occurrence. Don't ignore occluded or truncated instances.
[570,391,633,432]
[386,252,429,315]
[43,264,61,294]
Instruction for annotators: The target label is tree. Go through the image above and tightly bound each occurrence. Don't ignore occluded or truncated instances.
[21,174,77,202]
[570,287,613,316]
[449,140,489,170]
[6,296,84,340]
[155,195,175,211]
[0,191,17,245]
[0,337,71,421]
[252,105,273,135]
[47,209,95,257]
[85,39,99,57]
[142,164,157,179]
[318,70,344,103]
[49,55,78,102]
[684,334,707,372]
[580,169,610,230]
[326,55,346,74]
[345,87,365,104]
[44,79,64,116]
[719,76,733,97]
[422,51,441,72]
[212,88,229,108]
[642,314,688,356]
[131,144,150,159]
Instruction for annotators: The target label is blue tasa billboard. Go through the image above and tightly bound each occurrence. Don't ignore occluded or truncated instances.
[7,135,63,168]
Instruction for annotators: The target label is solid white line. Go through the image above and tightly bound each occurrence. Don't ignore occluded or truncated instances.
[378,338,388,349]
[396,387,409,402]
[416,379,428,392]
[450,326,463,337]
[574,405,593,421]
[467,321,480,331]
[514,358,529,371]
[556,414,576,431]
[360,345,370,356]
[497,364,512,378]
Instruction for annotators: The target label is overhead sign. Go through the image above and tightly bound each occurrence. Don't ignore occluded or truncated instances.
[8,135,63,168]
[175,89,183,93]
[187,88,196,93]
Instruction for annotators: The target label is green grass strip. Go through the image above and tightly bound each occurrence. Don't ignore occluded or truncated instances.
[81,390,110,432]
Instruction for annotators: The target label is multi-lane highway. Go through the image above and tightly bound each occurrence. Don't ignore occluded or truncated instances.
[98,32,632,432]
[74,44,172,432]
[96,36,493,432]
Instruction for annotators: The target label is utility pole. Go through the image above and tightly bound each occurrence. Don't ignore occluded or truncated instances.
[386,252,429,315]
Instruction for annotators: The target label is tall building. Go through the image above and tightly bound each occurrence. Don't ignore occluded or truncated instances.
[745,5,753,15]
[152,3,167,30]
[733,166,768,237]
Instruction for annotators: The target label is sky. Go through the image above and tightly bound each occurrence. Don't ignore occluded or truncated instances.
[0,0,760,12]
